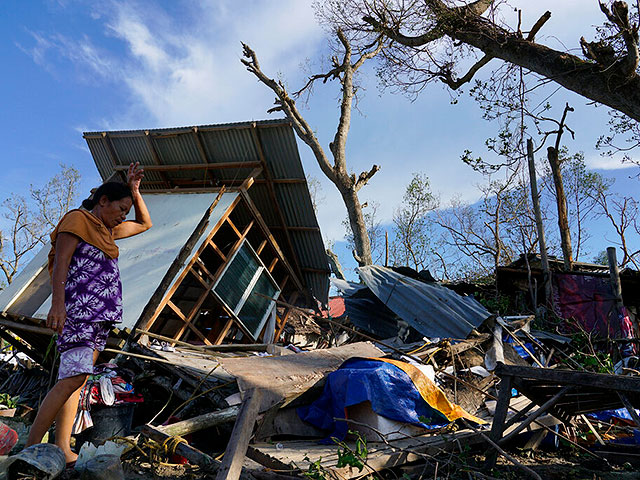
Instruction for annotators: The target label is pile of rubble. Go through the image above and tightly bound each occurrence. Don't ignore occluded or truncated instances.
[0,267,639,480]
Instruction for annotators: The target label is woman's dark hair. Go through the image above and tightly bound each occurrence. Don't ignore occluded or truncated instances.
[82,182,132,210]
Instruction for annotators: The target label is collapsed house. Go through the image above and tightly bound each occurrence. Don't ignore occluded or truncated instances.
[497,254,640,349]
[0,119,329,356]
[1,122,640,480]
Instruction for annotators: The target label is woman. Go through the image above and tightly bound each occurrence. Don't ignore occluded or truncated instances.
[26,162,152,465]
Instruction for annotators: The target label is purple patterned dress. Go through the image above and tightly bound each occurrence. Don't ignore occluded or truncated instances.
[57,241,122,380]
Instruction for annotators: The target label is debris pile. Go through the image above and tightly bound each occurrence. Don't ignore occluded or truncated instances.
[0,120,638,479]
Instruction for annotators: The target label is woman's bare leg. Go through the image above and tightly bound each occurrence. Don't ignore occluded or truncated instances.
[26,374,87,461]
[54,350,100,463]
[26,350,98,464]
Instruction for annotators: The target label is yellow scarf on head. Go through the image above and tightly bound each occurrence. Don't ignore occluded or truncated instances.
[48,209,119,276]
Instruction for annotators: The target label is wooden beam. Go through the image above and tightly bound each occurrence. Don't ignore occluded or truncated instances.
[208,240,227,261]
[140,187,231,195]
[101,132,126,182]
[192,126,219,186]
[0,317,53,336]
[256,240,268,255]
[138,192,240,334]
[156,405,240,437]
[618,392,640,428]
[274,291,298,341]
[269,226,321,232]
[240,166,264,191]
[301,267,331,274]
[83,121,293,140]
[144,131,172,187]
[215,388,263,480]
[239,189,303,292]
[496,364,640,393]
[250,124,305,285]
[114,162,261,172]
[485,374,512,470]
[268,257,278,273]
[498,385,573,445]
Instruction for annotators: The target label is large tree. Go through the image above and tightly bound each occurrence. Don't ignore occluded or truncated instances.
[320,0,640,122]
[241,30,384,266]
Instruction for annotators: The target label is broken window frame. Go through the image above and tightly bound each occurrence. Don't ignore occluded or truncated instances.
[212,238,281,340]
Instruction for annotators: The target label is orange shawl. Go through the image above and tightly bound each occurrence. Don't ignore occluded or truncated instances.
[48,209,119,276]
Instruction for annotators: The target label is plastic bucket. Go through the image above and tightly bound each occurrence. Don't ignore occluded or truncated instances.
[76,404,134,446]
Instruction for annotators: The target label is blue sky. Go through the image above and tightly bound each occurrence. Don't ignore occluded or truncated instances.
[1,0,639,279]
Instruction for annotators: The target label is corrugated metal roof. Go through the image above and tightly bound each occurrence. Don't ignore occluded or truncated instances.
[83,119,329,303]
[358,266,491,340]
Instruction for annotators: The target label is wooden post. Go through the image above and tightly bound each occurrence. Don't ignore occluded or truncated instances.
[607,247,624,309]
[215,389,263,480]
[527,139,552,306]
[156,406,240,437]
[485,374,512,470]
[384,231,389,267]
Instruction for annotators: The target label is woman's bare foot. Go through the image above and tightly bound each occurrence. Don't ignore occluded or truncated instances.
[63,450,78,465]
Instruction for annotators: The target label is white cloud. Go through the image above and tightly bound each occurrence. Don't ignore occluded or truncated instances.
[585,155,638,171]
[93,0,325,127]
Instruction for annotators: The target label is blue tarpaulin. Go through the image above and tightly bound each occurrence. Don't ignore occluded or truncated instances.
[298,358,452,441]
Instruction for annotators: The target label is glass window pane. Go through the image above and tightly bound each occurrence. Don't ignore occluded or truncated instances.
[238,272,278,336]
[214,245,259,311]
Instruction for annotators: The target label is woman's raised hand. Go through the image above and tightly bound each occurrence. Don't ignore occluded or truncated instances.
[127,162,145,192]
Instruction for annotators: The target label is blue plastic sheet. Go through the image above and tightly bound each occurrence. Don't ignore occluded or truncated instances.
[588,407,640,424]
[298,358,451,442]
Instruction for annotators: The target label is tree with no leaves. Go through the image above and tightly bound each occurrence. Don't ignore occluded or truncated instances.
[241,30,384,266]
[0,164,81,286]
[321,0,640,122]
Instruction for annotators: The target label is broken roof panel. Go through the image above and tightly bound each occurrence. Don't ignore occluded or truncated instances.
[358,265,490,339]
[83,119,329,302]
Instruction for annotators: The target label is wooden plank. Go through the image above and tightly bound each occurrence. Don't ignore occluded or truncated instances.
[618,392,640,428]
[486,374,512,469]
[256,240,268,255]
[250,124,304,285]
[240,166,264,191]
[142,424,219,472]
[227,218,242,238]
[218,342,384,412]
[239,189,303,292]
[268,257,278,273]
[138,191,239,333]
[114,162,261,172]
[498,385,572,445]
[0,317,53,336]
[136,189,230,333]
[274,291,297,341]
[157,405,240,437]
[497,364,640,393]
[208,240,227,261]
[212,318,234,345]
[215,388,263,480]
